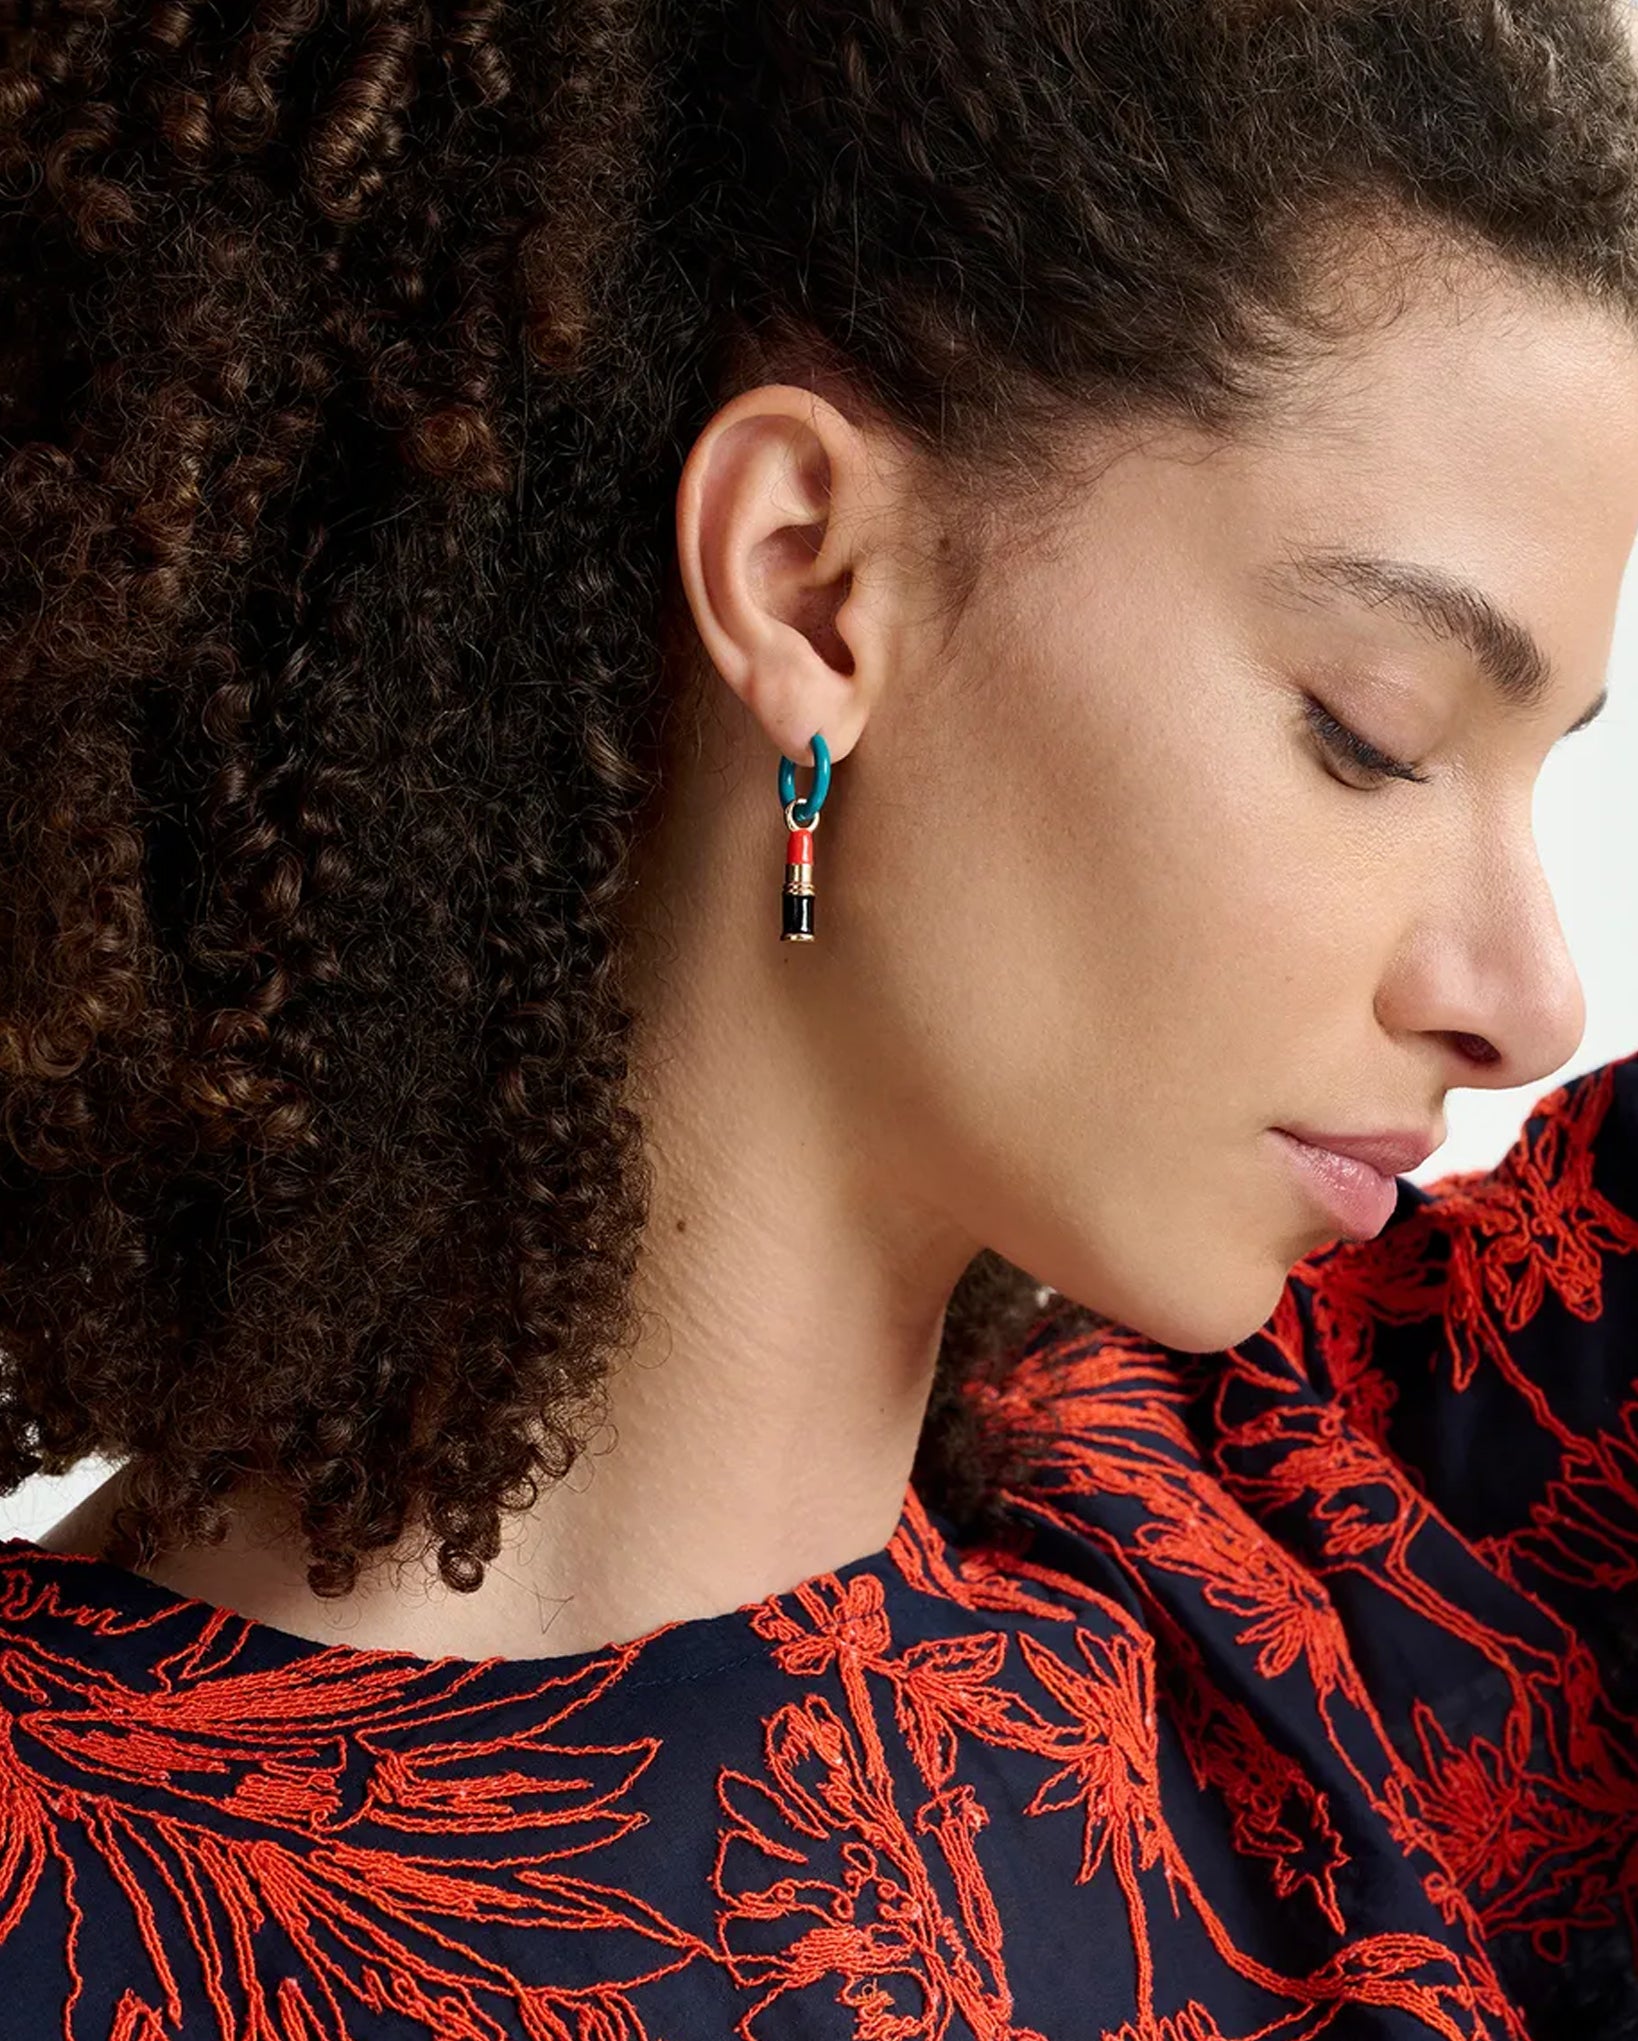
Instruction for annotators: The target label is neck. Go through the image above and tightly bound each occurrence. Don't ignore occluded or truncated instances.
[37,731,979,1662]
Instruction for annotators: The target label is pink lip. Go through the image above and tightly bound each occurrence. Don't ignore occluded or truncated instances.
[1270,1130,1425,1240]
[1275,1125,1444,1177]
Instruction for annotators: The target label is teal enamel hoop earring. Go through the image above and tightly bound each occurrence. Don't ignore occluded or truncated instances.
[777,732,831,942]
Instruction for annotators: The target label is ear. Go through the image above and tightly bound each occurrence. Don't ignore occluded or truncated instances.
[674,383,898,771]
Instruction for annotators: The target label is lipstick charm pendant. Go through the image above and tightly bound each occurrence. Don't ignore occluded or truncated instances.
[776,731,831,943]
[781,819,816,942]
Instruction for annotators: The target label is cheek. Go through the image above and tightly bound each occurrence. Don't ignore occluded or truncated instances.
[962,726,1361,1343]
[999,633,1349,1090]
[854,613,1352,1170]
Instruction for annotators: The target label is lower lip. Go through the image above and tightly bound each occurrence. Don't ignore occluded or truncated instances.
[1271,1131,1400,1240]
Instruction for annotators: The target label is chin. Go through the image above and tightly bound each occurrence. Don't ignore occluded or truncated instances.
[1046,1254,1294,1358]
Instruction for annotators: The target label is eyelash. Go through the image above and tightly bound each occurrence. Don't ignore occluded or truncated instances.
[1301,695,1432,789]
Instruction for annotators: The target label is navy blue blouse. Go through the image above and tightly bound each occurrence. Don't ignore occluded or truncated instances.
[3,1053,1638,2038]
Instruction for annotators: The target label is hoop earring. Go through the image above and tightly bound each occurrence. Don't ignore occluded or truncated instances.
[777,731,831,942]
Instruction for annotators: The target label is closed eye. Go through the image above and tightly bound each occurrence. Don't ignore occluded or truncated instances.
[1301,695,1431,789]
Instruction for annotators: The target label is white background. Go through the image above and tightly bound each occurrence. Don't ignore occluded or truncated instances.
[5,553,1638,1542]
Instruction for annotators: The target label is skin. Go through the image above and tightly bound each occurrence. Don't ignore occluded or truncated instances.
[43,234,1638,1662]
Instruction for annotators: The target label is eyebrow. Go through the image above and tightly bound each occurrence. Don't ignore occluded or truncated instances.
[1255,545,1609,740]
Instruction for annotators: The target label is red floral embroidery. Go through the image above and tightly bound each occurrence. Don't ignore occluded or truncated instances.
[2,1053,1638,2035]
[0,1596,725,2034]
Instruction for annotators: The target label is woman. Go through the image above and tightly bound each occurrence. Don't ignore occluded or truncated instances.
[1,0,1636,2031]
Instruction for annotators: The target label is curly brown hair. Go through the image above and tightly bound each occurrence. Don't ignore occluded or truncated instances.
[0,0,1634,1604]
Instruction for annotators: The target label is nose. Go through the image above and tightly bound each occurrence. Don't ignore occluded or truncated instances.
[1430,838,1587,1091]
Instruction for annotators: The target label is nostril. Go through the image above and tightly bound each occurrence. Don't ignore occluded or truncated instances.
[1450,1032,1501,1067]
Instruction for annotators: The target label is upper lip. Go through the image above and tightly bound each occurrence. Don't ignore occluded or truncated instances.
[1277,1125,1445,1177]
